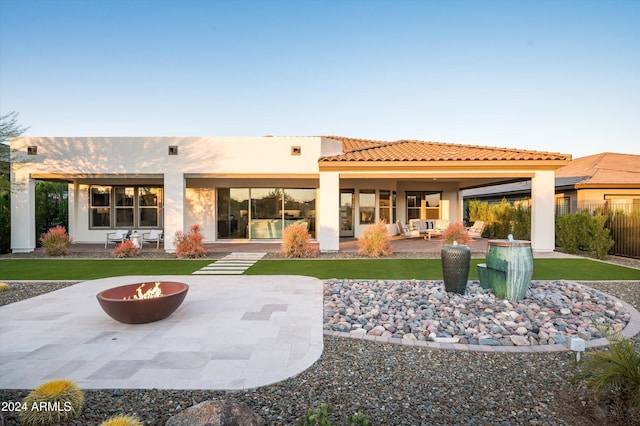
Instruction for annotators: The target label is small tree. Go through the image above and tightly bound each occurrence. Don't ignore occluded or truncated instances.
[35,181,69,242]
[0,111,30,254]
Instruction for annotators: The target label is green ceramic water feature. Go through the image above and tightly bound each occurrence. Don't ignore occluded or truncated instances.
[485,237,533,300]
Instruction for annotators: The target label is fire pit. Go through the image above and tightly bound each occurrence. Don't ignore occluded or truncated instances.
[96,281,189,324]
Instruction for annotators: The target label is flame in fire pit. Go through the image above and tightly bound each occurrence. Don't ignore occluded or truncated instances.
[124,281,164,300]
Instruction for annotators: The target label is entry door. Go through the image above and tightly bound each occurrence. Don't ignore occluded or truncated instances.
[340,190,354,237]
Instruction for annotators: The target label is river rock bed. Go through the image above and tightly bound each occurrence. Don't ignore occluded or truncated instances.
[324,279,630,346]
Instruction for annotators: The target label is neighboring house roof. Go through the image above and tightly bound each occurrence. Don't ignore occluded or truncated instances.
[463,152,640,198]
[321,136,570,163]
[555,152,640,188]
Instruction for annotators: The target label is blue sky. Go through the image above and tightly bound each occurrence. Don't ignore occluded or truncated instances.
[1,0,638,158]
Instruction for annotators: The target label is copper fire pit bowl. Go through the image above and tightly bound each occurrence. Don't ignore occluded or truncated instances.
[96,281,189,324]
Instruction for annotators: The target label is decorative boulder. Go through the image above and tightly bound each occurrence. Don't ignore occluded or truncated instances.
[165,400,264,426]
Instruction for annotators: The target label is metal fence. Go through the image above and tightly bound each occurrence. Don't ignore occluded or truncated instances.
[558,201,640,259]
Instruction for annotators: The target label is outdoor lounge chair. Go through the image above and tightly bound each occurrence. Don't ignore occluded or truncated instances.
[105,228,131,248]
[466,220,486,239]
[141,229,163,249]
[396,221,421,238]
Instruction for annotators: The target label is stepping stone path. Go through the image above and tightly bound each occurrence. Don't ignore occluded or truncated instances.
[192,252,266,275]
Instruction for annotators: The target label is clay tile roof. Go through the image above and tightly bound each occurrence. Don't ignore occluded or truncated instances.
[321,136,570,162]
[556,152,640,186]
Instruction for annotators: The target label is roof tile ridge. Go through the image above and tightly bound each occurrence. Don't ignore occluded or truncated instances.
[399,139,569,156]
[322,135,388,144]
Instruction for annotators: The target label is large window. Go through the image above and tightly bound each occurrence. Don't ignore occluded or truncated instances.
[217,188,250,238]
[359,190,376,224]
[556,197,570,216]
[407,191,441,220]
[379,190,396,224]
[115,187,134,227]
[139,187,162,227]
[89,186,162,229]
[90,186,111,228]
[216,187,316,239]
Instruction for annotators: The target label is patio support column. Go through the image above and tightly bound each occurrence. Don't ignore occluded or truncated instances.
[10,172,36,253]
[531,170,555,252]
[318,171,340,252]
[67,182,77,240]
[163,172,185,253]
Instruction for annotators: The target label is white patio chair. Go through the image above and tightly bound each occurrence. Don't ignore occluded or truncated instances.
[396,221,420,238]
[105,228,131,248]
[466,220,486,239]
[141,229,163,249]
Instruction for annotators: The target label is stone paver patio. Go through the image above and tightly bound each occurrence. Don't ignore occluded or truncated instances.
[0,275,323,390]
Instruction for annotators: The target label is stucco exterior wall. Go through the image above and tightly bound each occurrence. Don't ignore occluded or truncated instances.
[11,137,327,251]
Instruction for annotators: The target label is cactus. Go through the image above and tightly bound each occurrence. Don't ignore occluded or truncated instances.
[99,414,144,426]
[0,282,9,292]
[19,379,84,425]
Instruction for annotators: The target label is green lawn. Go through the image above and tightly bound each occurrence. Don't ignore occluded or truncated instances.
[0,259,212,280]
[0,258,638,281]
[246,258,640,281]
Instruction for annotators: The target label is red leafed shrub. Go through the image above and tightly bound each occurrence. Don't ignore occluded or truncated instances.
[174,224,207,258]
[281,223,318,258]
[39,225,73,256]
[442,222,470,246]
[113,239,139,258]
[358,219,393,258]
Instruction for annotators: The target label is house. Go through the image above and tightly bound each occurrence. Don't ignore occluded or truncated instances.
[10,136,570,253]
[462,152,640,214]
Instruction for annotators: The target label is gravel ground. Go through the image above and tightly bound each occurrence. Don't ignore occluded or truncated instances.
[1,257,639,425]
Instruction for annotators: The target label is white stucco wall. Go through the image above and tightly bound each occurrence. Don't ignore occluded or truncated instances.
[11,137,326,251]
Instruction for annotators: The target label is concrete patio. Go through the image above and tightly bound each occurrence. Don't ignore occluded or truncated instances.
[0,275,324,390]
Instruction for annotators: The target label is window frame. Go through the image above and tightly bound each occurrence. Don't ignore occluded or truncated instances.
[88,185,163,230]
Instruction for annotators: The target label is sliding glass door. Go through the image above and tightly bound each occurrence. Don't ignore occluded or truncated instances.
[217,187,316,240]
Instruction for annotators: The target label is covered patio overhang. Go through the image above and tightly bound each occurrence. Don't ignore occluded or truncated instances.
[317,159,564,253]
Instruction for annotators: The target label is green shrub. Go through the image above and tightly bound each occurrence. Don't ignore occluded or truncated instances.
[468,199,530,239]
[281,223,318,258]
[99,414,144,426]
[347,411,372,425]
[358,219,392,258]
[174,224,206,258]
[35,181,68,244]
[113,239,140,258]
[512,203,531,240]
[556,211,614,259]
[0,188,9,254]
[587,214,615,260]
[19,379,84,425]
[569,331,640,419]
[39,225,72,256]
[299,403,332,426]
